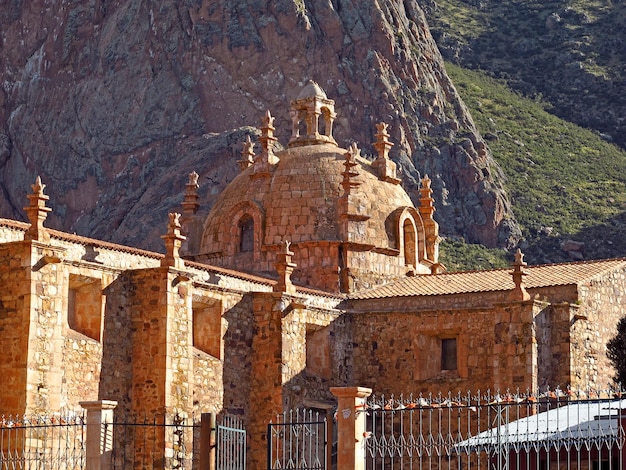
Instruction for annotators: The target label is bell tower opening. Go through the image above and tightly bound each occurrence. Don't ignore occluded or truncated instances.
[288,80,337,148]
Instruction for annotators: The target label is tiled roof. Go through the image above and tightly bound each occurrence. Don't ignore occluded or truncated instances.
[0,218,344,298]
[351,258,626,300]
[0,218,164,258]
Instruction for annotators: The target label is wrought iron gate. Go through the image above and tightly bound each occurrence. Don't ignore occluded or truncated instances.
[216,415,246,470]
[268,409,328,470]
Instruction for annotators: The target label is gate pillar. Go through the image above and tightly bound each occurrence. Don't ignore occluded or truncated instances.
[81,400,118,470]
[330,387,372,470]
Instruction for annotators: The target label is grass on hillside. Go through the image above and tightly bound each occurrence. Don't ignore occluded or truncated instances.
[446,62,626,235]
[438,63,626,268]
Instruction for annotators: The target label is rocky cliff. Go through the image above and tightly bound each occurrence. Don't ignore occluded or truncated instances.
[0,0,520,252]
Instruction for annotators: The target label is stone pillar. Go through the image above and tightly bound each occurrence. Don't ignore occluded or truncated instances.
[0,177,67,415]
[247,292,285,469]
[493,301,539,391]
[80,400,118,470]
[330,387,372,470]
[127,266,194,466]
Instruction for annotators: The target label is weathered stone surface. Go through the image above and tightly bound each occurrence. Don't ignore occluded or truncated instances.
[0,0,519,250]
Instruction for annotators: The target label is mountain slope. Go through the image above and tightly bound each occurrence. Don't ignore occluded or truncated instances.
[426,0,626,149]
[442,64,626,267]
[0,0,519,251]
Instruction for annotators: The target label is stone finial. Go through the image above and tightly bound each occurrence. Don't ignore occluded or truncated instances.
[254,110,279,176]
[274,239,297,294]
[372,122,400,184]
[161,212,186,269]
[418,175,435,219]
[341,143,361,194]
[259,110,278,157]
[419,175,440,263]
[24,176,52,243]
[510,248,530,301]
[181,171,200,216]
[373,122,392,159]
[238,135,255,171]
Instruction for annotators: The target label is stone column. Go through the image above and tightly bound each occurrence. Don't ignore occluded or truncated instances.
[80,400,118,470]
[127,267,194,466]
[330,387,372,470]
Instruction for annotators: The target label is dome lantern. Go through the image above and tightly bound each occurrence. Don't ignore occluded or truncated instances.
[288,80,337,148]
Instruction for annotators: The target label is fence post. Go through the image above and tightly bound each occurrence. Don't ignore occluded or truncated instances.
[200,412,216,470]
[80,400,118,470]
[330,387,372,470]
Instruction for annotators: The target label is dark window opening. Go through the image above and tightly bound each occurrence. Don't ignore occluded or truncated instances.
[441,338,457,371]
[403,219,417,267]
[239,216,254,253]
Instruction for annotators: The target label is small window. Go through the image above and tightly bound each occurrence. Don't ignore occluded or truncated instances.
[68,275,103,342]
[403,218,417,267]
[306,325,331,379]
[193,301,223,359]
[441,338,457,371]
[238,216,254,253]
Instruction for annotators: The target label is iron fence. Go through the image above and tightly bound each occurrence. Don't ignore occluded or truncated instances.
[365,389,626,470]
[106,413,197,469]
[216,415,246,470]
[0,413,86,470]
[268,409,327,470]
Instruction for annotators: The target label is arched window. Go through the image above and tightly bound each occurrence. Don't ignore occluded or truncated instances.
[403,218,417,267]
[238,215,254,253]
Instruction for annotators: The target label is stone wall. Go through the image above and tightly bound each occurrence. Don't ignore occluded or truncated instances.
[574,266,626,388]
[346,301,540,395]
[0,241,32,413]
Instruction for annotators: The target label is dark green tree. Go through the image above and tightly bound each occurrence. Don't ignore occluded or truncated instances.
[607,316,626,389]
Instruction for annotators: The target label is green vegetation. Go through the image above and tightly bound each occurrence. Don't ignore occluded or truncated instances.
[607,317,626,387]
[441,63,626,266]
[447,63,626,235]
[439,239,510,272]
[428,0,626,147]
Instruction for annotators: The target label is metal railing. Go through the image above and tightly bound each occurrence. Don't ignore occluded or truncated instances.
[0,413,86,470]
[106,413,197,469]
[268,409,327,470]
[365,389,626,470]
[216,415,246,470]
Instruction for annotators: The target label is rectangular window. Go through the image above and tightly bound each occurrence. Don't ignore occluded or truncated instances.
[441,338,457,371]
[67,275,103,342]
[193,300,223,359]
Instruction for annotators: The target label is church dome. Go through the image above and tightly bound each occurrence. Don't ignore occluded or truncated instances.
[195,83,440,293]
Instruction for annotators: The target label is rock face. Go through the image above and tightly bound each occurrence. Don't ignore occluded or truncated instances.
[0,0,520,251]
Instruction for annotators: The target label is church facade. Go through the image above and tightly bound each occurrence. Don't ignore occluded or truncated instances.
[1,82,625,467]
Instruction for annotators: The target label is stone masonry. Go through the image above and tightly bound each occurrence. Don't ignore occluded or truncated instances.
[1,83,625,468]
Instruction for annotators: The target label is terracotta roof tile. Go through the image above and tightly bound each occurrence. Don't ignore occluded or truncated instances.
[0,218,344,298]
[351,258,626,300]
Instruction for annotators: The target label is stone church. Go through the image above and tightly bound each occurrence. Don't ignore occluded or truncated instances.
[1,82,625,465]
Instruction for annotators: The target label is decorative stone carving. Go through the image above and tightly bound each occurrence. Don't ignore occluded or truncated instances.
[510,248,531,301]
[161,212,186,269]
[372,122,400,184]
[238,136,255,171]
[24,176,52,243]
[274,239,297,294]
[288,80,337,148]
